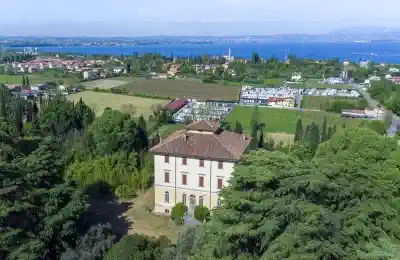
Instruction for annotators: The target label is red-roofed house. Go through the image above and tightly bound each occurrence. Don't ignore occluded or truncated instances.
[150,120,251,215]
[392,76,400,84]
[166,98,187,112]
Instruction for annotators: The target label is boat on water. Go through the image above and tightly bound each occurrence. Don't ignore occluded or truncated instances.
[352,52,378,56]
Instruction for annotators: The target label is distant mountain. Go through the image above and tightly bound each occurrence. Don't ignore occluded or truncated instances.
[330,26,400,35]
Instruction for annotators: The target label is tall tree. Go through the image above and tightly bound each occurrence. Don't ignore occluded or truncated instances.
[14,101,23,134]
[327,126,333,139]
[187,128,400,259]
[321,116,328,142]
[294,118,303,142]
[22,76,26,87]
[61,224,116,260]
[251,52,260,64]
[249,106,259,150]
[257,126,264,149]
[309,122,320,153]
[233,121,243,134]
[26,102,33,122]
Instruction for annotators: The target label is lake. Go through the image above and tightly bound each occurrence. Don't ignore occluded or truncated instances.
[32,42,400,63]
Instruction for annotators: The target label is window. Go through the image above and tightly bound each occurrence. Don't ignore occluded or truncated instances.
[199,176,204,187]
[217,198,221,207]
[199,196,204,206]
[165,209,170,214]
[182,194,187,205]
[164,172,170,183]
[217,178,223,190]
[164,191,169,203]
[182,157,187,165]
[164,156,169,163]
[218,161,223,169]
[199,159,204,167]
[182,174,187,185]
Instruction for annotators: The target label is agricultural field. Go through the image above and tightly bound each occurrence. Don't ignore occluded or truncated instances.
[67,91,169,118]
[0,72,79,85]
[301,96,366,111]
[82,78,132,89]
[115,78,240,101]
[264,78,284,86]
[224,106,372,134]
[304,79,352,89]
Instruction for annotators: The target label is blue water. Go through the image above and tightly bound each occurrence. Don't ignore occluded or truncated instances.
[34,42,400,63]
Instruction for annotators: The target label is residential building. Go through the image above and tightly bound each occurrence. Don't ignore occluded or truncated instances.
[268,97,295,108]
[392,76,400,84]
[360,61,369,68]
[168,64,181,77]
[83,70,99,80]
[166,98,187,113]
[291,72,302,82]
[113,67,125,74]
[150,120,251,215]
[389,67,400,73]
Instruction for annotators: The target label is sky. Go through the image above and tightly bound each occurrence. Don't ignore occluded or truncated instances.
[0,0,399,36]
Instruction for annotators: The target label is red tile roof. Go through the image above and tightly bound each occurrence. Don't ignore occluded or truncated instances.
[187,120,221,132]
[150,120,251,161]
[166,98,187,112]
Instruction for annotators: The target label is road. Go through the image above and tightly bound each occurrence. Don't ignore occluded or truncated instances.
[353,84,400,137]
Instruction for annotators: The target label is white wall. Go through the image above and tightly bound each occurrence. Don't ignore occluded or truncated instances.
[154,154,235,213]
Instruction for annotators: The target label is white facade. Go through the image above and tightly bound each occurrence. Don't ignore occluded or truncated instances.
[291,72,302,82]
[153,154,235,214]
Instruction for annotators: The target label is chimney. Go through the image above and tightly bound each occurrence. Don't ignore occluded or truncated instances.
[182,127,188,141]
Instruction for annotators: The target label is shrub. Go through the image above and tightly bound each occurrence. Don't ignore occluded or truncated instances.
[105,234,169,260]
[171,203,187,225]
[194,206,210,223]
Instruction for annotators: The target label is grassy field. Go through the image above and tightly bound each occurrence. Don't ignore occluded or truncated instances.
[115,78,240,101]
[0,72,79,85]
[67,91,169,118]
[82,78,132,89]
[224,106,368,134]
[264,78,284,86]
[301,96,364,110]
[305,79,352,89]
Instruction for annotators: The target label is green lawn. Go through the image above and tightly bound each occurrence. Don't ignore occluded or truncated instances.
[264,78,284,86]
[67,91,169,119]
[305,79,352,89]
[224,106,372,134]
[0,72,79,85]
[301,96,365,111]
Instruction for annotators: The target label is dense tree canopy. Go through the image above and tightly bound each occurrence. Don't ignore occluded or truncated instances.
[172,128,400,260]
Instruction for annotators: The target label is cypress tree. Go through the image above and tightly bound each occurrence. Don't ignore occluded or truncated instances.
[258,127,264,149]
[294,119,303,142]
[22,76,26,87]
[321,116,328,142]
[327,126,333,139]
[138,114,147,131]
[26,76,30,87]
[14,102,23,134]
[309,122,320,153]
[249,106,259,150]
[333,124,337,135]
[26,102,33,122]
[303,124,311,142]
[234,121,243,134]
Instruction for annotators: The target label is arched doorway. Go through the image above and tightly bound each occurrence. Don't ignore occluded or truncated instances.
[189,195,196,215]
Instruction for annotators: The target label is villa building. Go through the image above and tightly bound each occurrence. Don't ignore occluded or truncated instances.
[150,120,251,215]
